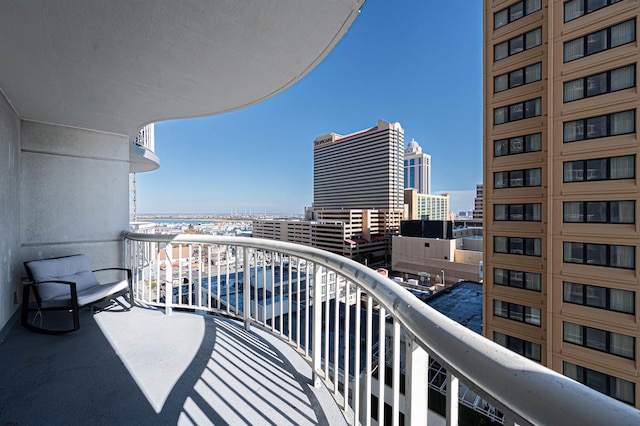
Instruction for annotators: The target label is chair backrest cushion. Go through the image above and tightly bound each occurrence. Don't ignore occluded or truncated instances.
[25,254,100,301]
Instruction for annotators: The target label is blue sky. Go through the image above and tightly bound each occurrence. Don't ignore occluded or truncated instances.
[137,1,483,215]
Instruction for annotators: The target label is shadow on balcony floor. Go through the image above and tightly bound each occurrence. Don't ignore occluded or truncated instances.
[0,303,345,425]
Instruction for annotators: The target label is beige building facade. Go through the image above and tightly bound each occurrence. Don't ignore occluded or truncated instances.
[484,0,639,406]
[404,188,450,221]
[253,209,398,261]
[392,227,484,284]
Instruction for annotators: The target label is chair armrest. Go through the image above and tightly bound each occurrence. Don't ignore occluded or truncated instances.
[32,279,76,286]
[91,268,131,276]
[28,280,79,308]
[92,267,132,281]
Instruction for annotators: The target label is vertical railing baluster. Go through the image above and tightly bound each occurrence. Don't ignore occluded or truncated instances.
[243,247,251,330]
[178,244,183,306]
[154,243,160,305]
[271,251,276,331]
[279,254,284,336]
[187,244,193,306]
[343,281,351,412]
[234,245,239,316]
[353,287,362,426]
[365,294,373,426]
[333,276,340,395]
[288,255,293,342]
[130,239,135,300]
[225,245,230,315]
[262,252,267,326]
[392,321,401,426]
[197,244,202,307]
[304,261,310,358]
[165,243,172,316]
[405,337,428,425]
[324,271,330,379]
[378,306,386,426]
[312,264,323,387]
[216,246,221,310]
[254,249,259,323]
[207,245,212,309]
[296,260,301,349]
[446,371,459,426]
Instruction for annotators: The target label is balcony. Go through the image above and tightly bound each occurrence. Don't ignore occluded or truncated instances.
[130,124,160,173]
[0,300,345,425]
[8,232,637,425]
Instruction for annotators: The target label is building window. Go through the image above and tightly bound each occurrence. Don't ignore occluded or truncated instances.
[494,332,542,361]
[495,268,541,291]
[494,236,542,256]
[563,281,635,314]
[563,242,635,269]
[564,362,635,404]
[494,300,541,326]
[564,0,623,23]
[495,203,542,221]
[494,98,541,124]
[564,19,636,63]
[563,155,635,182]
[563,110,635,142]
[494,27,542,61]
[563,201,635,223]
[494,0,542,29]
[564,65,635,102]
[494,133,542,157]
[494,168,542,188]
[494,63,542,93]
[564,322,635,359]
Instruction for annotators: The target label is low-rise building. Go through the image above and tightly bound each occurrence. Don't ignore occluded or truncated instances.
[392,220,483,284]
[403,188,450,221]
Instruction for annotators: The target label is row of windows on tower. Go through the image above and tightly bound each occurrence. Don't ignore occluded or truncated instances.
[493,19,635,65]
[493,155,636,187]
[493,236,636,269]
[493,0,624,35]
[495,313,636,360]
[493,201,635,224]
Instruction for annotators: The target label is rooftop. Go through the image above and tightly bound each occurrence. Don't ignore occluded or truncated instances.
[427,281,483,334]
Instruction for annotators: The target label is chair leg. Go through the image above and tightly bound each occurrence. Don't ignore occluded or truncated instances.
[71,308,80,332]
[20,285,31,329]
[21,285,79,334]
[127,283,135,309]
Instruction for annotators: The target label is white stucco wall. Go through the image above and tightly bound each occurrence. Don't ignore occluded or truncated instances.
[20,121,129,276]
[0,92,21,331]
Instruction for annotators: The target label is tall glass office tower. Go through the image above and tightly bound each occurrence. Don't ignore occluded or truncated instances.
[403,138,431,194]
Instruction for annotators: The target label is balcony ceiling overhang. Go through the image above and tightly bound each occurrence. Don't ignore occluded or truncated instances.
[0,0,363,138]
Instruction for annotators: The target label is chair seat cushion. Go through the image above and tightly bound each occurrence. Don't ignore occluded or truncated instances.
[26,254,100,301]
[41,279,130,308]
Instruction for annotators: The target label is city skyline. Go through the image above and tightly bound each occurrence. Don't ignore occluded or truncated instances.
[136,1,483,215]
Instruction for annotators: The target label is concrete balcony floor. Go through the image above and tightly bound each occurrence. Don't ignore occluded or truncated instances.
[0,303,345,425]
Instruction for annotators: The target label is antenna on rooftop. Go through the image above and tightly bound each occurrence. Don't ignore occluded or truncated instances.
[130,173,137,221]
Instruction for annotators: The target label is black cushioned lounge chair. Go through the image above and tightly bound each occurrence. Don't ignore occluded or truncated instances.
[22,254,132,334]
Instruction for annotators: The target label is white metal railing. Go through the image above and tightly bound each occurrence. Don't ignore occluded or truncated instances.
[132,123,155,152]
[123,232,640,426]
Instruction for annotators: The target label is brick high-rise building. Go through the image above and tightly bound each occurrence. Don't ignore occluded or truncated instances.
[483,0,639,407]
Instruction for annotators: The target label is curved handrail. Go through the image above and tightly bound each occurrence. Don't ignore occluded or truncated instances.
[124,232,640,425]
